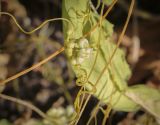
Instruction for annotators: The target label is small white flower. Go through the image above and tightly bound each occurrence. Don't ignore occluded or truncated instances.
[66,38,94,65]
[78,38,89,48]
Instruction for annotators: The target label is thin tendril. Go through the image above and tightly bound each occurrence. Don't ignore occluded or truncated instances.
[0,12,74,35]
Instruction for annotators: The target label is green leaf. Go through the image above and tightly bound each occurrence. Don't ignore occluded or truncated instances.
[125,85,160,122]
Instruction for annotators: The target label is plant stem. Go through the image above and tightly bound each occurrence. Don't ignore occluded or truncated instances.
[0,47,64,85]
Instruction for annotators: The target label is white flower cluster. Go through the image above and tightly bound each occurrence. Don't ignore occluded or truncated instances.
[66,38,93,65]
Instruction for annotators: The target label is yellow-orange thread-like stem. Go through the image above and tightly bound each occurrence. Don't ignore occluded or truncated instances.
[0,47,64,85]
[0,12,73,35]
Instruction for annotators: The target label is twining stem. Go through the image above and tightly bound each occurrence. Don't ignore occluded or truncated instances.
[0,12,73,35]
[75,0,135,124]
[0,47,64,85]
